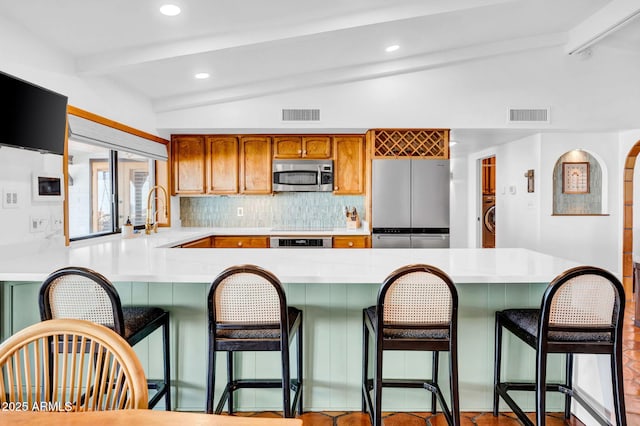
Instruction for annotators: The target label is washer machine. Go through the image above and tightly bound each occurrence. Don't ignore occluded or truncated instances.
[482,195,495,248]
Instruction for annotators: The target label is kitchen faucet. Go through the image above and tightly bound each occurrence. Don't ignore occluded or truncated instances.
[145,185,168,235]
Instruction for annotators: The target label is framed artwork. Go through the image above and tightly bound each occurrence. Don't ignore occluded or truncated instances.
[562,162,589,194]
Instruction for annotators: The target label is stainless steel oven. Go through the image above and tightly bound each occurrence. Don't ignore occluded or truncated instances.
[270,236,332,248]
[272,159,333,192]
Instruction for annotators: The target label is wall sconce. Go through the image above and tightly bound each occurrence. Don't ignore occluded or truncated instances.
[524,169,534,193]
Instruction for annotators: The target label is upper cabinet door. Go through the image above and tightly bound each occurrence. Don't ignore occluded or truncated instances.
[333,136,365,195]
[207,136,238,194]
[240,136,272,194]
[302,136,331,158]
[273,136,302,159]
[172,135,206,195]
[273,136,331,158]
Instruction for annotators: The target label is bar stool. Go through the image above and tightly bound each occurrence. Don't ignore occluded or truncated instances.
[493,265,626,426]
[206,264,303,417]
[38,266,171,410]
[362,264,460,426]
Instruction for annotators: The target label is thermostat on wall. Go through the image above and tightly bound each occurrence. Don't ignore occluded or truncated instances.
[32,172,64,202]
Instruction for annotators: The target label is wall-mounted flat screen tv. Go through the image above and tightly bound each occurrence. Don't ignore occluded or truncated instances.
[0,70,68,156]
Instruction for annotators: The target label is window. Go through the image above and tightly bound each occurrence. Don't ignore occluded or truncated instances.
[68,139,153,239]
[66,109,169,241]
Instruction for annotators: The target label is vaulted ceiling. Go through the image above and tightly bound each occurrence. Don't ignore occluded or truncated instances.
[2,0,638,117]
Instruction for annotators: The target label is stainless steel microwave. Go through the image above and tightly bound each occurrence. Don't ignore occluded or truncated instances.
[272,159,333,192]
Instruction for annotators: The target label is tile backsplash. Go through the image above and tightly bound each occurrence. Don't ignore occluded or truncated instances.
[180,193,365,229]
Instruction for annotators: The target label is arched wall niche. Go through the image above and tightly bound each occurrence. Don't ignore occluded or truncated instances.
[552,149,607,215]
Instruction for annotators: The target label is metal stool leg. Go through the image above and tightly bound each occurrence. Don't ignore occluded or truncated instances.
[535,348,548,426]
[227,351,234,414]
[163,316,171,410]
[612,345,627,426]
[431,351,439,414]
[206,337,216,414]
[362,310,369,412]
[296,313,303,415]
[564,353,573,419]
[450,340,460,426]
[493,313,502,416]
[373,335,383,426]
[282,342,292,417]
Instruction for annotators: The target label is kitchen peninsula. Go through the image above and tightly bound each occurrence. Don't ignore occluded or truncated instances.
[0,228,580,412]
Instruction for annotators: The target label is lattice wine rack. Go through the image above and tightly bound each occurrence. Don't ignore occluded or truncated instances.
[369,129,449,159]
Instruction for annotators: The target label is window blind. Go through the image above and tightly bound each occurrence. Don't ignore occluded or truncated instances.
[68,114,168,160]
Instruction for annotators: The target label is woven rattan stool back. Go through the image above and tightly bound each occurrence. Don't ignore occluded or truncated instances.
[210,265,287,328]
[214,272,281,325]
[382,270,453,326]
[548,273,616,327]
[39,267,125,333]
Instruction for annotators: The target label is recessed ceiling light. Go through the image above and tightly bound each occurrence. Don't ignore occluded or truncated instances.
[385,45,400,53]
[160,4,181,16]
[194,72,210,79]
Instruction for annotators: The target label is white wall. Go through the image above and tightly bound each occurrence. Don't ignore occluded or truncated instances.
[495,134,542,251]
[0,146,64,254]
[480,132,621,272]
[0,13,159,252]
[538,133,620,272]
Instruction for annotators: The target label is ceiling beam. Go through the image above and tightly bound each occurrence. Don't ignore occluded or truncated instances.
[153,32,564,112]
[76,0,516,75]
[565,0,640,55]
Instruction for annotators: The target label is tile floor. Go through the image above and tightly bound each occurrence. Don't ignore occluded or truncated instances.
[229,303,640,425]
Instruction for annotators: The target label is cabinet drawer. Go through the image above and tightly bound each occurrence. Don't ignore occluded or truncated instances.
[332,236,370,248]
[213,236,270,248]
[179,236,213,248]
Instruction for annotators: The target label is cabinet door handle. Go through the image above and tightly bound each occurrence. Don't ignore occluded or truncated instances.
[334,186,338,190]
[237,241,243,247]
[348,241,354,247]
[302,150,307,155]
[298,149,302,154]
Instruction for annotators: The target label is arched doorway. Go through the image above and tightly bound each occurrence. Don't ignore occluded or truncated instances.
[622,143,640,299]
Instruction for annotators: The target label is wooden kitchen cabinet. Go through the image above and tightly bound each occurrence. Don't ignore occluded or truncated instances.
[333,135,365,194]
[332,235,370,248]
[273,136,302,158]
[179,236,213,248]
[273,136,331,159]
[207,136,238,194]
[213,236,270,248]
[240,136,272,194]
[171,135,206,194]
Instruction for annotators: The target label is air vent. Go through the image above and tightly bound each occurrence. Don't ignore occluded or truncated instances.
[508,108,550,123]
[282,108,320,121]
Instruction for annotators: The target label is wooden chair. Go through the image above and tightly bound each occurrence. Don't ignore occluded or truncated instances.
[493,265,626,426]
[38,266,171,410]
[206,264,303,417]
[0,318,148,410]
[362,264,460,426]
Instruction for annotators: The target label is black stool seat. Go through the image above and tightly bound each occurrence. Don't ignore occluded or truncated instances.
[123,306,167,340]
[364,306,450,339]
[215,307,301,340]
[39,267,172,411]
[493,266,626,426]
[499,308,613,343]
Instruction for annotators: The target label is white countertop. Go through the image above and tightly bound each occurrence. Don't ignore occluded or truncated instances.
[0,227,580,284]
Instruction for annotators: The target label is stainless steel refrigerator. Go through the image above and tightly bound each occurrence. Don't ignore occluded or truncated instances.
[372,159,450,248]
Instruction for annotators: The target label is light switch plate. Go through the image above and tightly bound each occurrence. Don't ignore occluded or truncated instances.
[2,189,19,208]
